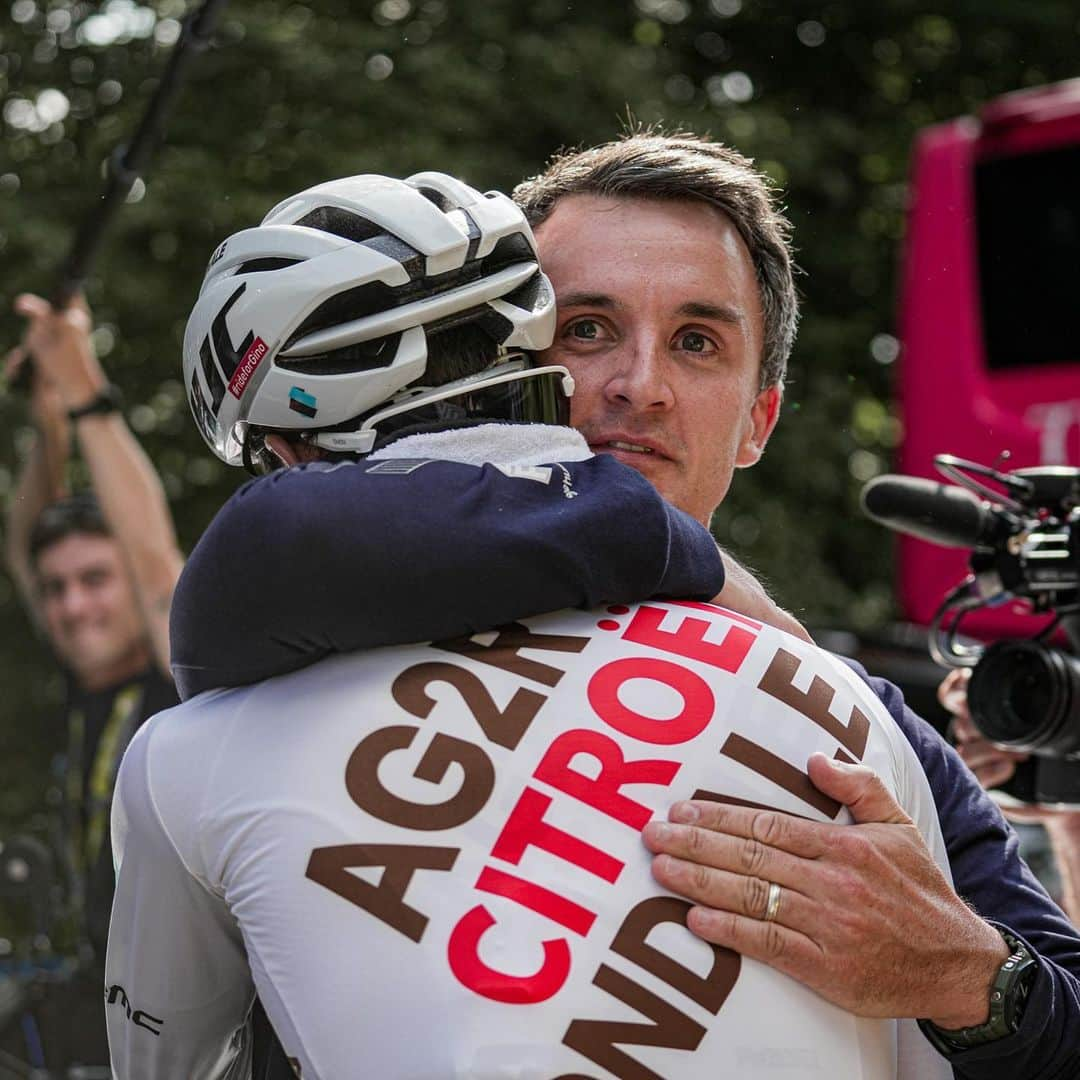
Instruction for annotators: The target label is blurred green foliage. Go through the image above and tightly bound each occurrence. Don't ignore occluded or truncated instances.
[0,0,1078,833]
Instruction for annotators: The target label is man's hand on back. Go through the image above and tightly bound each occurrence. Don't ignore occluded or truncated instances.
[643,754,1010,1028]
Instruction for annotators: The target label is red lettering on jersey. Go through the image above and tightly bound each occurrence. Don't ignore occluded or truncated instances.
[476,866,596,936]
[588,658,714,746]
[492,788,624,884]
[448,905,571,1004]
[534,729,680,830]
[666,600,763,629]
[621,604,757,675]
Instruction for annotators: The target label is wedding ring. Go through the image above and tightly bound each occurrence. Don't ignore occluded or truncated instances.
[763,881,783,923]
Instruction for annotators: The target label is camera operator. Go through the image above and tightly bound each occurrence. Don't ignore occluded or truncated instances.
[4,292,182,1068]
[940,666,1080,922]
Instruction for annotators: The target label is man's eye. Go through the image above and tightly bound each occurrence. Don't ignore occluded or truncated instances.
[679,331,712,353]
[569,320,601,341]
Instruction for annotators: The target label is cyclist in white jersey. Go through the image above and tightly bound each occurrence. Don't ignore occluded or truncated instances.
[106,173,952,1079]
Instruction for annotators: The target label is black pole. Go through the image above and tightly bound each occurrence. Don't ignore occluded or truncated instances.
[49,0,232,309]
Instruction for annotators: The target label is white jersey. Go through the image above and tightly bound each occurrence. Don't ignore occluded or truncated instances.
[106,601,952,1080]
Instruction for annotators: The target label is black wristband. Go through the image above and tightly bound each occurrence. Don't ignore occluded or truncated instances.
[68,383,123,420]
[919,930,1038,1055]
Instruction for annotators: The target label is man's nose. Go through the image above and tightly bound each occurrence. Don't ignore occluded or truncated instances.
[57,583,91,620]
[602,336,674,412]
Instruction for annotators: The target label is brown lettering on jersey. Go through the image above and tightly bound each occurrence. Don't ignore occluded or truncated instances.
[437,621,589,688]
[562,964,706,1080]
[719,733,843,819]
[345,725,494,830]
[690,789,815,822]
[391,661,547,751]
[610,896,740,1015]
[758,648,870,761]
[305,843,458,943]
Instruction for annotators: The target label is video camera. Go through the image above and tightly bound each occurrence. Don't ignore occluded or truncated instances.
[862,454,1080,806]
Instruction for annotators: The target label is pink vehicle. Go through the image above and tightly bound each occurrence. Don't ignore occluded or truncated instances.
[897,79,1080,640]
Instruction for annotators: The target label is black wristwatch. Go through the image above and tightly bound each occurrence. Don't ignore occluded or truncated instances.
[68,383,123,421]
[919,930,1038,1055]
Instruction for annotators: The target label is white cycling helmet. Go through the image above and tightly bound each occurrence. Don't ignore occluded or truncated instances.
[183,171,559,466]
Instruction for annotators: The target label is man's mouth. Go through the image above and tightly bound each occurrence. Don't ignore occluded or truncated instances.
[603,440,654,455]
[588,433,670,459]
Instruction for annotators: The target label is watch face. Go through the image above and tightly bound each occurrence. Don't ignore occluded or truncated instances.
[1004,949,1038,1030]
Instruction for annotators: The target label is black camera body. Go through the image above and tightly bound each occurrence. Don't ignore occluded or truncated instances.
[863,455,1080,806]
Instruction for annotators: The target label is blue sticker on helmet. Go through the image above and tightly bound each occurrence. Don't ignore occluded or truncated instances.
[288,386,318,419]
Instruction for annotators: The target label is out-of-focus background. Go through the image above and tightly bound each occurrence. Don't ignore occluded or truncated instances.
[0,0,1077,827]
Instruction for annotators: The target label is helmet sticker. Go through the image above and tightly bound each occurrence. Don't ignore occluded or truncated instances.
[288,386,318,418]
[227,336,269,400]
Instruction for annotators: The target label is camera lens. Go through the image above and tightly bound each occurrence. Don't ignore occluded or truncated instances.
[969,640,1080,756]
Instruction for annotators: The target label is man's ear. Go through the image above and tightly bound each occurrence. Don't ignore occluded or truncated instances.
[264,433,322,468]
[735,384,782,469]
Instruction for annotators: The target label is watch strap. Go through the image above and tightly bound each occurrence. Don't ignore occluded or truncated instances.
[919,930,1038,1055]
[68,383,123,420]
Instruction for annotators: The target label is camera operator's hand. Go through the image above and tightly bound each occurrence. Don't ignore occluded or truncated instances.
[939,668,1080,923]
[643,755,1011,1027]
[939,667,1030,791]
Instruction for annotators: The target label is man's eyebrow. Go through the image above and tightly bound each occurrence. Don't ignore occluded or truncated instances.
[557,293,745,326]
[678,301,745,326]
[556,292,616,310]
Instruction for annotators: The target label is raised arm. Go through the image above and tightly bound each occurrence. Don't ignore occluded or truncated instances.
[13,294,184,676]
[5,339,72,620]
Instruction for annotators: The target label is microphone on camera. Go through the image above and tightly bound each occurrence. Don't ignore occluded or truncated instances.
[860,475,1018,549]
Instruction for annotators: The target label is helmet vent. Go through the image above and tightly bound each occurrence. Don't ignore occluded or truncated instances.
[415,186,455,212]
[276,332,404,375]
[286,280,400,346]
[479,232,534,276]
[294,206,385,243]
[503,271,545,312]
[235,257,302,275]
[362,234,425,279]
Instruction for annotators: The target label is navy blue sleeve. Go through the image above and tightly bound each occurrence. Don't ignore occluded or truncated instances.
[171,455,724,699]
[844,659,1080,1080]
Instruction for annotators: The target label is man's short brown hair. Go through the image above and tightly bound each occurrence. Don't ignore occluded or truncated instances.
[30,492,110,564]
[513,131,798,389]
